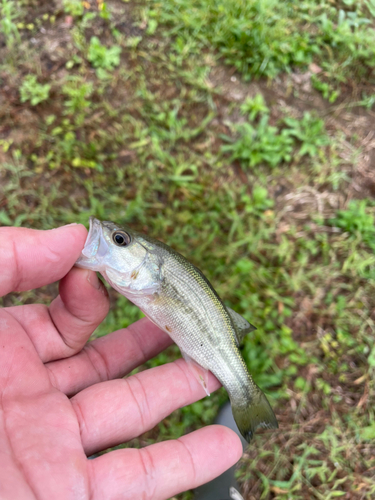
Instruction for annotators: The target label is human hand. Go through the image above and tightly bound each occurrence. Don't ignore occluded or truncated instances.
[0,224,242,500]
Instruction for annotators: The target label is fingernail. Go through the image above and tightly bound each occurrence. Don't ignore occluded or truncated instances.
[52,223,79,230]
[86,270,102,290]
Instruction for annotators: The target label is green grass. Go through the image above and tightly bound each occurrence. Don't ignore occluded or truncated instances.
[147,0,375,96]
[1,0,375,498]
[0,0,20,47]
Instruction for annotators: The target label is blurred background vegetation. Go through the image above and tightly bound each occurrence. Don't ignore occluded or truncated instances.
[1,0,375,498]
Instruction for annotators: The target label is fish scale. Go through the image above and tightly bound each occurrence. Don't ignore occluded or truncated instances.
[131,242,253,402]
[75,217,278,442]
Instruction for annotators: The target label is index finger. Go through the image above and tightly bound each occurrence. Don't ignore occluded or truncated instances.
[0,224,87,297]
[89,426,243,500]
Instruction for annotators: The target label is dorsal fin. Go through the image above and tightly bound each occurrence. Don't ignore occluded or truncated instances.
[226,306,256,346]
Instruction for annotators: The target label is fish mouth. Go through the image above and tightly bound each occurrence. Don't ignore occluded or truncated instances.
[75,216,109,270]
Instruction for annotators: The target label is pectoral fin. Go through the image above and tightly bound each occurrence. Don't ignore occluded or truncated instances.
[180,350,210,396]
[226,307,256,346]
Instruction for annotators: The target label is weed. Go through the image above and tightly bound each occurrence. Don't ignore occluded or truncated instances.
[62,76,93,125]
[222,109,330,169]
[98,1,111,20]
[359,92,375,109]
[87,36,121,78]
[330,200,375,250]
[125,36,142,48]
[63,0,84,17]
[19,75,51,106]
[0,0,20,47]
[35,117,105,171]
[240,93,269,121]
[311,75,340,103]
[366,0,375,16]
[283,112,330,158]
[221,116,294,168]
[241,186,274,215]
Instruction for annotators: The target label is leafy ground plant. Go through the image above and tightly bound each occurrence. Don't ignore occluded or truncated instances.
[283,112,330,159]
[240,93,269,121]
[62,76,94,124]
[221,117,295,168]
[63,0,84,17]
[19,74,51,106]
[87,36,121,78]
[0,0,20,47]
[330,199,375,250]
[221,111,330,168]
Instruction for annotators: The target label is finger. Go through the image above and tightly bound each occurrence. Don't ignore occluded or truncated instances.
[49,267,110,358]
[89,425,243,500]
[0,224,87,297]
[6,268,110,362]
[72,358,221,455]
[0,309,50,398]
[46,318,173,395]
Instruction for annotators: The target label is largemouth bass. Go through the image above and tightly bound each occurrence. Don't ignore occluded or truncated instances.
[75,217,278,442]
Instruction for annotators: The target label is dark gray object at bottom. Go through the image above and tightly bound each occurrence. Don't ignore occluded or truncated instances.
[194,402,247,500]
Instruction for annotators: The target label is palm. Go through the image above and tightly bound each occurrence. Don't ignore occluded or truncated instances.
[0,224,241,500]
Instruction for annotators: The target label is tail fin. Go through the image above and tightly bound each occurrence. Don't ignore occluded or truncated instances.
[232,388,278,443]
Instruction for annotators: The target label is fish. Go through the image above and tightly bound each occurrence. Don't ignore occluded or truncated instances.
[75,217,278,442]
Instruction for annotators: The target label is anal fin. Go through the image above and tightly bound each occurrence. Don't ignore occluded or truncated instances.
[181,350,210,396]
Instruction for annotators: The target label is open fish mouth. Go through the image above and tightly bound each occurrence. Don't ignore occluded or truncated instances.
[75,216,109,269]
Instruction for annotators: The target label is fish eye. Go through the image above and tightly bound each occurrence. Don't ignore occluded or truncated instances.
[112,230,131,247]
